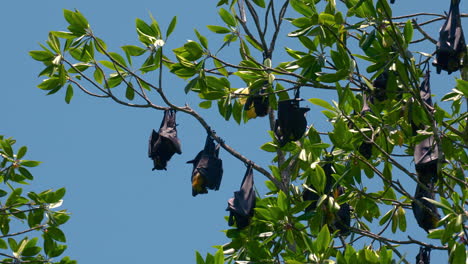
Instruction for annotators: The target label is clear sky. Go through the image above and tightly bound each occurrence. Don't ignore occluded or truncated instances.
[1,0,466,263]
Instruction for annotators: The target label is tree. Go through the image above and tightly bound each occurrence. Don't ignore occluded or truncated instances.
[29,0,467,263]
[0,136,74,263]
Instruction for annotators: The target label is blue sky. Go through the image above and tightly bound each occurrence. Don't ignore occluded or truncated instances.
[1,0,466,263]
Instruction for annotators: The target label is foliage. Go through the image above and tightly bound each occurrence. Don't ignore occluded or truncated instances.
[30,1,467,263]
[0,136,74,263]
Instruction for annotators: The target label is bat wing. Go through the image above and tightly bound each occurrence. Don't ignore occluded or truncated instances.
[412,183,440,232]
[414,135,439,170]
[148,129,159,158]
[206,144,223,190]
[416,246,431,264]
[226,165,255,229]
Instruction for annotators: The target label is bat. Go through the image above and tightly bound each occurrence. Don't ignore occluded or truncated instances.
[148,110,182,170]
[372,71,388,102]
[187,134,223,196]
[244,87,269,119]
[390,0,395,3]
[358,94,373,159]
[333,198,351,236]
[414,136,439,184]
[412,182,440,232]
[416,246,431,264]
[433,0,466,74]
[413,71,439,184]
[226,165,255,229]
[303,162,335,211]
[274,98,310,146]
[302,161,351,235]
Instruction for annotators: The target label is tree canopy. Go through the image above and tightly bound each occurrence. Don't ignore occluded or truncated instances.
[29,0,467,263]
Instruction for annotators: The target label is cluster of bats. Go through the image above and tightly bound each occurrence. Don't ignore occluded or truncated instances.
[147,1,465,261]
[147,94,310,229]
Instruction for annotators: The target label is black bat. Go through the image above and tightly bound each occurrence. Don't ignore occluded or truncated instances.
[187,134,223,196]
[333,197,351,236]
[416,246,431,264]
[412,182,440,232]
[390,0,395,3]
[302,161,351,235]
[244,87,269,118]
[358,94,373,159]
[372,71,388,101]
[433,0,467,74]
[226,164,255,229]
[148,110,182,170]
[303,162,335,211]
[274,98,310,146]
[413,71,439,184]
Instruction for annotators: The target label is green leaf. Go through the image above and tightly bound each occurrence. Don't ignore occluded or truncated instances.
[403,20,413,44]
[121,45,146,57]
[319,13,335,25]
[195,251,205,264]
[0,239,7,250]
[397,206,406,231]
[184,41,204,61]
[65,84,73,104]
[194,29,209,49]
[260,142,278,152]
[125,83,135,100]
[136,18,156,37]
[199,101,212,109]
[252,0,266,8]
[8,238,18,251]
[277,191,288,212]
[316,225,331,252]
[108,52,128,67]
[219,8,236,27]
[51,31,76,39]
[213,247,224,264]
[0,140,13,157]
[20,160,41,167]
[290,0,313,17]
[94,68,104,84]
[213,59,228,77]
[317,69,349,83]
[29,50,55,62]
[207,25,231,34]
[166,16,177,38]
[312,165,326,193]
[450,243,466,264]
[308,98,334,111]
[455,79,468,97]
[47,227,66,242]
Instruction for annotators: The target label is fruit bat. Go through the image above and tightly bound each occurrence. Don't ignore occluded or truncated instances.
[358,94,373,159]
[412,182,440,232]
[226,165,255,229]
[333,198,351,236]
[372,71,388,102]
[303,162,335,211]
[274,98,310,146]
[433,0,467,74]
[187,134,223,196]
[416,246,431,264]
[148,110,182,170]
[244,87,269,119]
[413,71,439,184]
[303,162,351,235]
